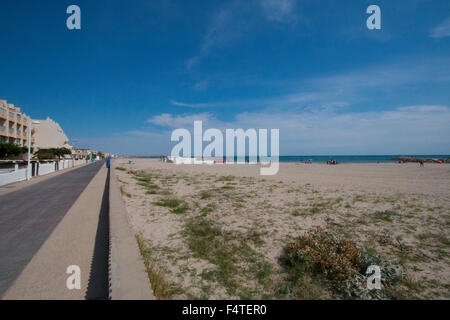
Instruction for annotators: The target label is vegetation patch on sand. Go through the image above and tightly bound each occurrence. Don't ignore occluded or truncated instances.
[183,217,274,299]
[280,227,403,299]
[136,234,181,299]
[371,210,399,223]
[154,198,189,214]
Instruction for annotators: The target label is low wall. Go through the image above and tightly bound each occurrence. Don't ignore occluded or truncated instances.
[39,162,55,176]
[109,164,155,300]
[0,164,27,186]
[74,159,86,166]
[0,159,90,187]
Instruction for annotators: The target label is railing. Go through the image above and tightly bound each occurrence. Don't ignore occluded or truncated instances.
[9,128,14,134]
[0,108,6,116]
[17,115,21,121]
[0,125,5,132]
[9,112,15,118]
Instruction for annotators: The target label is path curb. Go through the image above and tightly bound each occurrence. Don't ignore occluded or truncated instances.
[108,164,155,300]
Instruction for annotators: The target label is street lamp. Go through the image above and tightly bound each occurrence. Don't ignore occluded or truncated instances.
[71,139,78,166]
[27,120,40,180]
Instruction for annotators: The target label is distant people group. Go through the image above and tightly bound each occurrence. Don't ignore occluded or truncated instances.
[326,159,338,165]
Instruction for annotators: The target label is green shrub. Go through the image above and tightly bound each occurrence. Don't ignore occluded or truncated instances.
[281,227,360,283]
[280,227,402,299]
[35,147,71,160]
[0,143,30,159]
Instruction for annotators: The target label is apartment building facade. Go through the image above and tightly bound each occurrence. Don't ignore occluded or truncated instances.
[0,99,31,147]
[72,148,91,159]
[31,117,71,150]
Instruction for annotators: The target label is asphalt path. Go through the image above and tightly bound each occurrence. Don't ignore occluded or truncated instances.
[0,161,104,297]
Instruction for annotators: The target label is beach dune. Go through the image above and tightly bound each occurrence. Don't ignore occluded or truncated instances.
[114,159,450,299]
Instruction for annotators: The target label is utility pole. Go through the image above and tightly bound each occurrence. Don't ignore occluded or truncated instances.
[27,120,40,180]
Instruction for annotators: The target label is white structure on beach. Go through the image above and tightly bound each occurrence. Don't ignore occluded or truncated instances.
[168,156,215,165]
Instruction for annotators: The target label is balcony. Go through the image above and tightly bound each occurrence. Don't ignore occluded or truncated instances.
[0,124,5,132]
[9,128,15,134]
[9,112,15,118]
[0,108,6,117]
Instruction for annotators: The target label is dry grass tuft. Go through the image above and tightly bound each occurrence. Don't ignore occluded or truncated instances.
[136,234,180,299]
[280,227,403,299]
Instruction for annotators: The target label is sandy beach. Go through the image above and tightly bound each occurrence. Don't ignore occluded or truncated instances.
[114,158,450,299]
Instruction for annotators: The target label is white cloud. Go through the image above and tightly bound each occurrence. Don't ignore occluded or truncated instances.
[183,47,449,106]
[186,3,244,70]
[170,100,216,108]
[147,112,213,127]
[176,55,450,115]
[187,0,299,69]
[260,0,297,23]
[237,105,450,154]
[201,6,237,53]
[84,104,450,155]
[143,105,450,155]
[430,17,450,38]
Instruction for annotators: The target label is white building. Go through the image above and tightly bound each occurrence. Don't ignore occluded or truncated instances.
[31,117,71,150]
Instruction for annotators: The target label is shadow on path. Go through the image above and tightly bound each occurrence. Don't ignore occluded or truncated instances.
[85,167,110,300]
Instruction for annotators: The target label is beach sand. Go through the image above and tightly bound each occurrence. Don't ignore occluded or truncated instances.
[114,158,450,299]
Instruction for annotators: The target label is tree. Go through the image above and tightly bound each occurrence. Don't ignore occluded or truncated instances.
[35,147,72,160]
[0,143,31,159]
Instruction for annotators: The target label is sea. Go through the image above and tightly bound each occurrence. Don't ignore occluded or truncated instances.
[276,155,450,163]
[143,155,450,164]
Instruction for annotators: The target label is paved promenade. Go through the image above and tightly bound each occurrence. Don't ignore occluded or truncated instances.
[0,161,108,299]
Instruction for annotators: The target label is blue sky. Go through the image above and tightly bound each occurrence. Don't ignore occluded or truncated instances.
[0,0,449,155]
